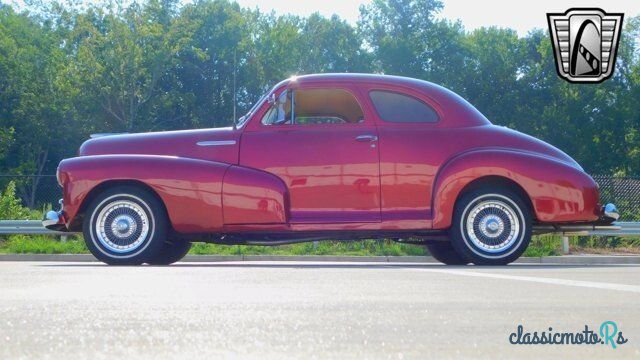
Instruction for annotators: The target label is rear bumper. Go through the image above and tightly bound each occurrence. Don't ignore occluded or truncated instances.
[533,202,620,235]
[533,223,621,235]
[42,199,68,232]
[601,203,619,221]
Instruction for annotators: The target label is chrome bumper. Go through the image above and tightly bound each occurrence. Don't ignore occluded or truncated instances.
[532,202,621,235]
[602,203,619,221]
[42,199,66,231]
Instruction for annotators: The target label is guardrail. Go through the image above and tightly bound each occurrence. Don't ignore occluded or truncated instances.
[577,222,640,237]
[0,220,67,236]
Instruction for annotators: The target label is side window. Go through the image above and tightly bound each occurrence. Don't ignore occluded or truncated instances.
[369,90,439,123]
[262,88,364,125]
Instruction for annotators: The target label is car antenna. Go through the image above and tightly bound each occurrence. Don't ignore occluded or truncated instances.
[232,49,237,130]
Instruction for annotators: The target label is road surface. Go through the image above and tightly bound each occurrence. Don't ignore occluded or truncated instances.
[1,261,639,359]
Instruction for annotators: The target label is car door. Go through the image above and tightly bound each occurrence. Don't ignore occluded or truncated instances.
[240,85,381,223]
[366,87,443,224]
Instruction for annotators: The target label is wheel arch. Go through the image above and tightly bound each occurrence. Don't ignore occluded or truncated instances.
[70,179,168,232]
[455,176,534,219]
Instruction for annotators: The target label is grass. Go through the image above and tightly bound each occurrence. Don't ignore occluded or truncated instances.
[0,235,88,254]
[190,239,427,256]
[1,234,638,256]
[0,235,426,256]
[523,235,562,257]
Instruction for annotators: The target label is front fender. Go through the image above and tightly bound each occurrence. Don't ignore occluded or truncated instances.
[58,155,230,233]
[431,149,599,229]
[222,165,289,224]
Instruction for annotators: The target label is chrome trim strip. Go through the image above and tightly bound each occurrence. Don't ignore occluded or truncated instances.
[197,140,237,147]
[355,134,378,142]
[90,133,127,139]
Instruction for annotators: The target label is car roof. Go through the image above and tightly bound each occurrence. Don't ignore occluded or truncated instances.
[274,73,491,127]
[280,73,434,89]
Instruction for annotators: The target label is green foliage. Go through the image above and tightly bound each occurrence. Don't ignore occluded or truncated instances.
[1,235,637,255]
[0,181,31,219]
[189,239,426,256]
[0,235,87,254]
[571,235,640,249]
[0,127,13,160]
[524,235,561,257]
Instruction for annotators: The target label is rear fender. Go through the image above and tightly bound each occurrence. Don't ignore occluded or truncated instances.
[431,149,599,229]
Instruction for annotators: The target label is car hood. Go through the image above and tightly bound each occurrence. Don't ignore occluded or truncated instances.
[79,127,240,164]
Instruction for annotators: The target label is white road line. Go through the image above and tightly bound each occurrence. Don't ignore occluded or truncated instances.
[409,268,640,294]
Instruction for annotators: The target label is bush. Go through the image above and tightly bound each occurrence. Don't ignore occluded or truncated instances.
[0,181,31,220]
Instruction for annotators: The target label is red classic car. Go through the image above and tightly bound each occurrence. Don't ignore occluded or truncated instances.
[43,74,618,265]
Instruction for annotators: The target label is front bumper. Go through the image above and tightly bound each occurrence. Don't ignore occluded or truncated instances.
[42,199,67,231]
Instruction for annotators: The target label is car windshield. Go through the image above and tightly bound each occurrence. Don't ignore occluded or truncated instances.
[236,93,268,128]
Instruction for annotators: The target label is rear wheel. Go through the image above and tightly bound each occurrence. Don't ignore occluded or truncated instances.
[83,186,168,265]
[450,188,532,265]
[147,239,192,265]
[426,242,468,265]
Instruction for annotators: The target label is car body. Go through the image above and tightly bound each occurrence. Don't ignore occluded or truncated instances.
[44,73,618,265]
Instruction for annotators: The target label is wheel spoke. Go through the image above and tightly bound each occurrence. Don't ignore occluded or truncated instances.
[96,200,150,253]
[465,199,520,253]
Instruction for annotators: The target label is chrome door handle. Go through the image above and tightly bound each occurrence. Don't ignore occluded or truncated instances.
[355,134,378,142]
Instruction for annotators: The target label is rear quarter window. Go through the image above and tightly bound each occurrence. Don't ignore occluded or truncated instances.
[369,90,439,123]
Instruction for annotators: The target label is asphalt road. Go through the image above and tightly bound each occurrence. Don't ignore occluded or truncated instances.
[1,262,639,359]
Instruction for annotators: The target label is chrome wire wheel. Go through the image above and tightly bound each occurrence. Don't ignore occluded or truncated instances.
[94,199,151,254]
[459,193,527,260]
[84,186,168,265]
[465,200,520,253]
[451,188,532,265]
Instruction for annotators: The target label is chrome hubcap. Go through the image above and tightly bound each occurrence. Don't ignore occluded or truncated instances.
[466,199,521,253]
[95,200,149,253]
[111,215,138,238]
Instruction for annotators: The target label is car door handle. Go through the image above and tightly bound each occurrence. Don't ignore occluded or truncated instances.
[355,134,378,142]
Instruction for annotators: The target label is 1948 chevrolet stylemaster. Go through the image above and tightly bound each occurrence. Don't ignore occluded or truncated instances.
[44,74,619,265]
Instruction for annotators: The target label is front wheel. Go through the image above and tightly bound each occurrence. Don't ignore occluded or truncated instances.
[450,188,532,265]
[83,186,168,265]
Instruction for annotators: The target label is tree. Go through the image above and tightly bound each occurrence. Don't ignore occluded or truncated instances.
[298,13,371,73]
[0,5,78,206]
[358,0,444,76]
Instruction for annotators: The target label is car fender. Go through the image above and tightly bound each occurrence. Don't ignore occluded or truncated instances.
[58,155,230,233]
[222,165,289,224]
[431,149,599,229]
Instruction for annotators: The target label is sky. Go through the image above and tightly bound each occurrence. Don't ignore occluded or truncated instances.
[236,0,640,36]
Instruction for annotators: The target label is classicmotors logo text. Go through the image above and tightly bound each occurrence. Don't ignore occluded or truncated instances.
[509,321,628,349]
